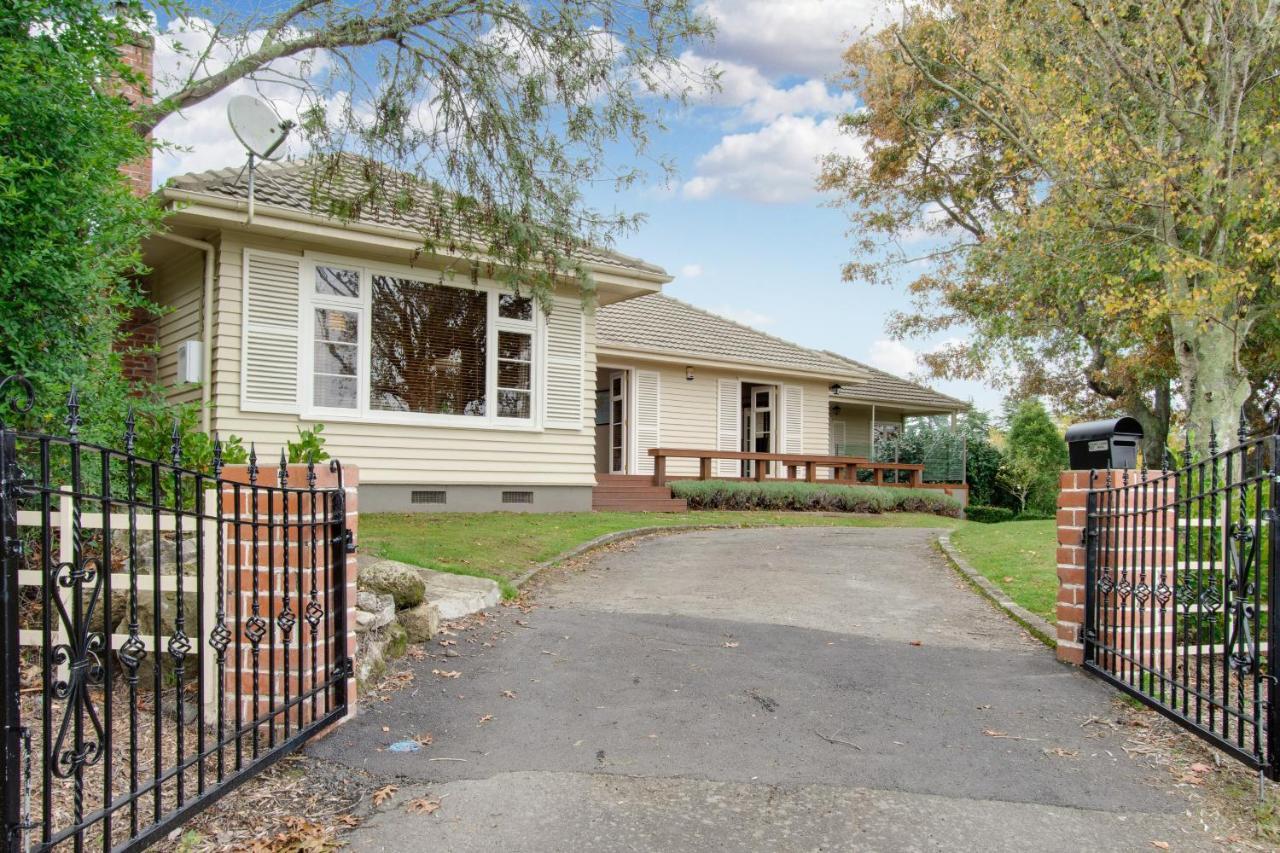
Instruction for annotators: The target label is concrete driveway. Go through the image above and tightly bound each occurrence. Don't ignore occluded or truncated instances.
[310,526,1213,851]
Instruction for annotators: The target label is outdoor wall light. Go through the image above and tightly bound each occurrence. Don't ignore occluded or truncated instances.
[832,405,841,415]
[685,366,694,381]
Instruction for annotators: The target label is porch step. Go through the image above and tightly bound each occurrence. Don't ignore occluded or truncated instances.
[592,475,687,512]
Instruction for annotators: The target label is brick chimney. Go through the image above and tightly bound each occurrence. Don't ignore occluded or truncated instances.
[118,32,154,197]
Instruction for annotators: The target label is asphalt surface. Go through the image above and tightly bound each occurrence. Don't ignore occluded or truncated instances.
[310,526,1213,851]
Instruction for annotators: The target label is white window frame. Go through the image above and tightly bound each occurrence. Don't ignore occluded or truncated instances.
[300,252,545,431]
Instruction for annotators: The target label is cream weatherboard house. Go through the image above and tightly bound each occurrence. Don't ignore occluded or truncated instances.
[140,158,966,512]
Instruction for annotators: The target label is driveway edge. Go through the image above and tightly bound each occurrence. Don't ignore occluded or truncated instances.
[511,525,721,589]
[935,531,1057,649]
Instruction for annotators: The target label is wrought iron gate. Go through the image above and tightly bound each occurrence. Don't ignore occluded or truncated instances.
[1083,416,1278,778]
[0,377,352,852]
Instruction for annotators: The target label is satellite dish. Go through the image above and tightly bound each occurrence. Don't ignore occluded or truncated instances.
[227,95,290,160]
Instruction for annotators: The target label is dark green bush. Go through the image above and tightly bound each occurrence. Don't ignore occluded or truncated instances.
[669,480,962,517]
[964,505,1016,523]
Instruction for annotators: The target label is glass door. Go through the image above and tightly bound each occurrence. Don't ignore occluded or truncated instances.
[743,385,776,477]
[609,371,627,473]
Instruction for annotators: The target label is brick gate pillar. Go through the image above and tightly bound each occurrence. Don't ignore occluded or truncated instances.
[1057,469,1177,670]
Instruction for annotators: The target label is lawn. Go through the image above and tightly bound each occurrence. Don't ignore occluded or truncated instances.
[948,520,1058,622]
[360,510,960,597]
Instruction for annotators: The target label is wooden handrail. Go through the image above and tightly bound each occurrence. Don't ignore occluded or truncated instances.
[645,447,924,487]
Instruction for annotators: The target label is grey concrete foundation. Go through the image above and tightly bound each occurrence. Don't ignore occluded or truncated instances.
[359,483,592,513]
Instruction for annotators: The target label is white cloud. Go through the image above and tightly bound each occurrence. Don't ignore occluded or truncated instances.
[866,339,920,377]
[714,306,776,328]
[150,18,332,183]
[677,52,855,124]
[679,263,704,279]
[866,337,966,379]
[698,0,894,78]
[682,114,861,204]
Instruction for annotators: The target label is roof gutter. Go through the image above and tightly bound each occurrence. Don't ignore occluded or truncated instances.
[596,343,866,384]
[160,189,674,286]
[154,232,215,432]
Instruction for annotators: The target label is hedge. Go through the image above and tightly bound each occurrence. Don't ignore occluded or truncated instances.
[669,480,963,517]
[964,505,1016,523]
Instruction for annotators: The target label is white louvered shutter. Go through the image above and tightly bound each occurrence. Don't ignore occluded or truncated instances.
[634,370,660,474]
[715,378,740,477]
[241,250,302,413]
[544,295,585,430]
[781,385,804,454]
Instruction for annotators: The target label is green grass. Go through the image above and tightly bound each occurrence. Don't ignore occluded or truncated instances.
[361,510,961,597]
[949,519,1058,622]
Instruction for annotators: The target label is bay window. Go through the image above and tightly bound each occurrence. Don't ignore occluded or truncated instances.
[307,258,539,425]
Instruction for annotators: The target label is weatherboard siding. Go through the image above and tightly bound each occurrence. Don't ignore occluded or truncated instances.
[205,230,598,486]
[150,250,205,406]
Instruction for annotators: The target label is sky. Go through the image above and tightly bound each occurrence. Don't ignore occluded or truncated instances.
[148,0,1002,414]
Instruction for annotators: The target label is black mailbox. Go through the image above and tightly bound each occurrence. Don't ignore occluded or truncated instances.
[1065,417,1144,470]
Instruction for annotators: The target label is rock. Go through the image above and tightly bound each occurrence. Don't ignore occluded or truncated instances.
[417,570,501,620]
[355,591,395,634]
[355,621,408,688]
[398,602,440,643]
[358,560,426,609]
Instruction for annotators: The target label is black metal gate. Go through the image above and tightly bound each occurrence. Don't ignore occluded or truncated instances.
[1083,416,1277,778]
[0,377,352,852]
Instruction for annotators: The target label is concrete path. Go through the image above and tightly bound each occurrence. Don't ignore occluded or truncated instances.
[310,527,1214,851]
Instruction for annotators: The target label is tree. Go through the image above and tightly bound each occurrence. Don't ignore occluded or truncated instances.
[147,1,713,301]
[0,0,163,440]
[821,0,1280,455]
[1003,399,1068,514]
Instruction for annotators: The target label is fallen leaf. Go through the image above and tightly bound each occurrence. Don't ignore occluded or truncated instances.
[439,640,457,647]
[371,784,398,807]
[381,726,390,733]
[723,641,739,648]
[1188,762,1213,774]
[502,690,517,699]
[1150,843,1169,850]
[405,797,440,816]
[1043,747,1079,758]
[909,640,923,647]
[983,728,1008,738]
[335,814,360,827]
[414,732,434,747]
[432,669,461,679]
[478,714,494,724]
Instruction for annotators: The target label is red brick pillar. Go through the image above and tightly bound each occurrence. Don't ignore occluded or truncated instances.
[118,34,154,197]
[1055,471,1091,664]
[1057,469,1177,671]
[218,463,359,729]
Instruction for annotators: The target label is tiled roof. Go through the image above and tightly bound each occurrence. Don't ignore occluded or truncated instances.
[823,351,968,411]
[164,156,666,277]
[597,293,864,378]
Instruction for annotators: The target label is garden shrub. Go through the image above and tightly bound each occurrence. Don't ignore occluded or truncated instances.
[670,480,962,517]
[964,505,1016,523]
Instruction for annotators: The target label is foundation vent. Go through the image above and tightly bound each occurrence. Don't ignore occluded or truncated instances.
[410,490,447,505]
[501,490,534,504]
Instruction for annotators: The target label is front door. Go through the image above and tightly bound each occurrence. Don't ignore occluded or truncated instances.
[742,385,776,477]
[609,371,627,473]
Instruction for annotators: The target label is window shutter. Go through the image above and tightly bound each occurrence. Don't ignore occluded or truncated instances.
[781,384,804,454]
[634,370,660,474]
[544,295,585,429]
[715,378,740,477]
[240,249,302,413]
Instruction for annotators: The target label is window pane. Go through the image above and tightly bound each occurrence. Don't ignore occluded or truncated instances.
[498,294,533,321]
[315,308,358,343]
[498,389,531,419]
[497,331,531,361]
[314,375,357,408]
[313,341,358,376]
[316,266,360,298]
[370,275,488,416]
[498,360,531,390]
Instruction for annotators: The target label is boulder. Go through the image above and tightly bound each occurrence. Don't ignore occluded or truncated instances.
[355,591,395,634]
[398,602,440,643]
[358,560,425,609]
[418,570,501,620]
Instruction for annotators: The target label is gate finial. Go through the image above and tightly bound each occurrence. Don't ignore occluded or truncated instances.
[1238,406,1249,444]
[124,407,136,454]
[278,448,289,488]
[212,433,223,478]
[248,442,258,484]
[64,386,80,439]
[170,417,182,466]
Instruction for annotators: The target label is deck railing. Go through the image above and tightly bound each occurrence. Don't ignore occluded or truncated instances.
[647,448,924,488]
